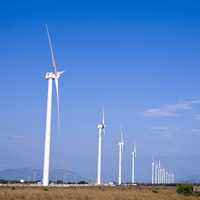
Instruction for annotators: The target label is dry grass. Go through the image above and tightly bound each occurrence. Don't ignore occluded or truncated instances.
[0,185,199,200]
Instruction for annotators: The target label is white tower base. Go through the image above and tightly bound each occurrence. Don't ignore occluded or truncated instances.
[131,153,135,184]
[118,145,122,185]
[42,77,53,186]
[97,129,102,185]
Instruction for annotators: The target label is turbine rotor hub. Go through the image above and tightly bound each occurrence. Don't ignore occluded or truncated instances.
[45,71,64,79]
[97,123,105,129]
[118,142,124,146]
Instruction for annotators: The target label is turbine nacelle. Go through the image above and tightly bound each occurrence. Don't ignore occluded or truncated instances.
[45,71,64,79]
[132,151,136,158]
[97,109,105,134]
[118,142,124,147]
[97,123,105,129]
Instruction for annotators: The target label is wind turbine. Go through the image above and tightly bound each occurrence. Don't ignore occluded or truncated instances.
[118,128,124,185]
[42,25,64,186]
[131,143,136,184]
[161,168,165,184]
[152,158,155,185]
[154,161,158,184]
[165,170,169,184]
[163,168,166,184]
[172,172,175,184]
[158,160,161,184]
[160,168,162,184]
[96,109,105,185]
[169,172,173,184]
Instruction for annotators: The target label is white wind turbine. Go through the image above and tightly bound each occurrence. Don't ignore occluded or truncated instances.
[163,168,166,184]
[152,158,155,185]
[42,25,64,186]
[131,143,136,184]
[165,170,169,184]
[161,168,165,184]
[97,109,105,185]
[172,172,175,184]
[158,160,161,184]
[155,161,158,184]
[118,128,124,185]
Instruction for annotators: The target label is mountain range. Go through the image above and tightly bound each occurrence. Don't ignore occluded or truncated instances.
[0,168,88,182]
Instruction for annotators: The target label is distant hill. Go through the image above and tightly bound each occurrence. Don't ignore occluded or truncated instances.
[0,168,88,182]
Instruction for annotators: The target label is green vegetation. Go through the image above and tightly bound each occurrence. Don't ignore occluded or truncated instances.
[176,184,193,196]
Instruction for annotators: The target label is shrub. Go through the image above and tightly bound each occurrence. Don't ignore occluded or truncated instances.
[11,186,16,190]
[78,181,88,184]
[43,187,48,191]
[152,188,158,193]
[176,184,193,195]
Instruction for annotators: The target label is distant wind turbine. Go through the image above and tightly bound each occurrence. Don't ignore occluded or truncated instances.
[42,24,64,187]
[161,168,165,184]
[118,128,124,185]
[152,158,155,184]
[158,160,161,184]
[166,170,169,184]
[96,109,105,185]
[152,159,174,185]
[154,161,158,184]
[131,143,136,184]
[163,168,166,184]
[172,172,175,184]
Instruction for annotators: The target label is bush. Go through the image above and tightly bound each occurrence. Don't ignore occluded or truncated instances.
[43,187,48,191]
[11,186,16,190]
[152,188,158,193]
[78,181,88,184]
[176,184,193,195]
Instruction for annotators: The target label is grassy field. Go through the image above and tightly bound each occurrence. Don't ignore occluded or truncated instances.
[0,185,198,200]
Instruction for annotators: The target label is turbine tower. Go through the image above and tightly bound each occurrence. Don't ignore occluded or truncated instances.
[163,168,166,184]
[118,128,124,185]
[152,158,155,184]
[96,109,105,185]
[131,143,136,184]
[166,170,169,184]
[158,160,161,184]
[42,25,64,186]
[172,172,175,184]
[161,168,165,184]
[154,161,158,184]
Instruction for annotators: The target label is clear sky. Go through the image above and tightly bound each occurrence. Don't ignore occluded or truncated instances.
[1,0,200,182]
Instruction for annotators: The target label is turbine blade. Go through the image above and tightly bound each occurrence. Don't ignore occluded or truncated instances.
[102,107,105,125]
[54,78,60,130]
[45,24,57,72]
[103,128,105,135]
[134,143,136,157]
[120,126,124,143]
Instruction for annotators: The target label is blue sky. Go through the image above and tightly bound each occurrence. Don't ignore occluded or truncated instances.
[1,0,200,182]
